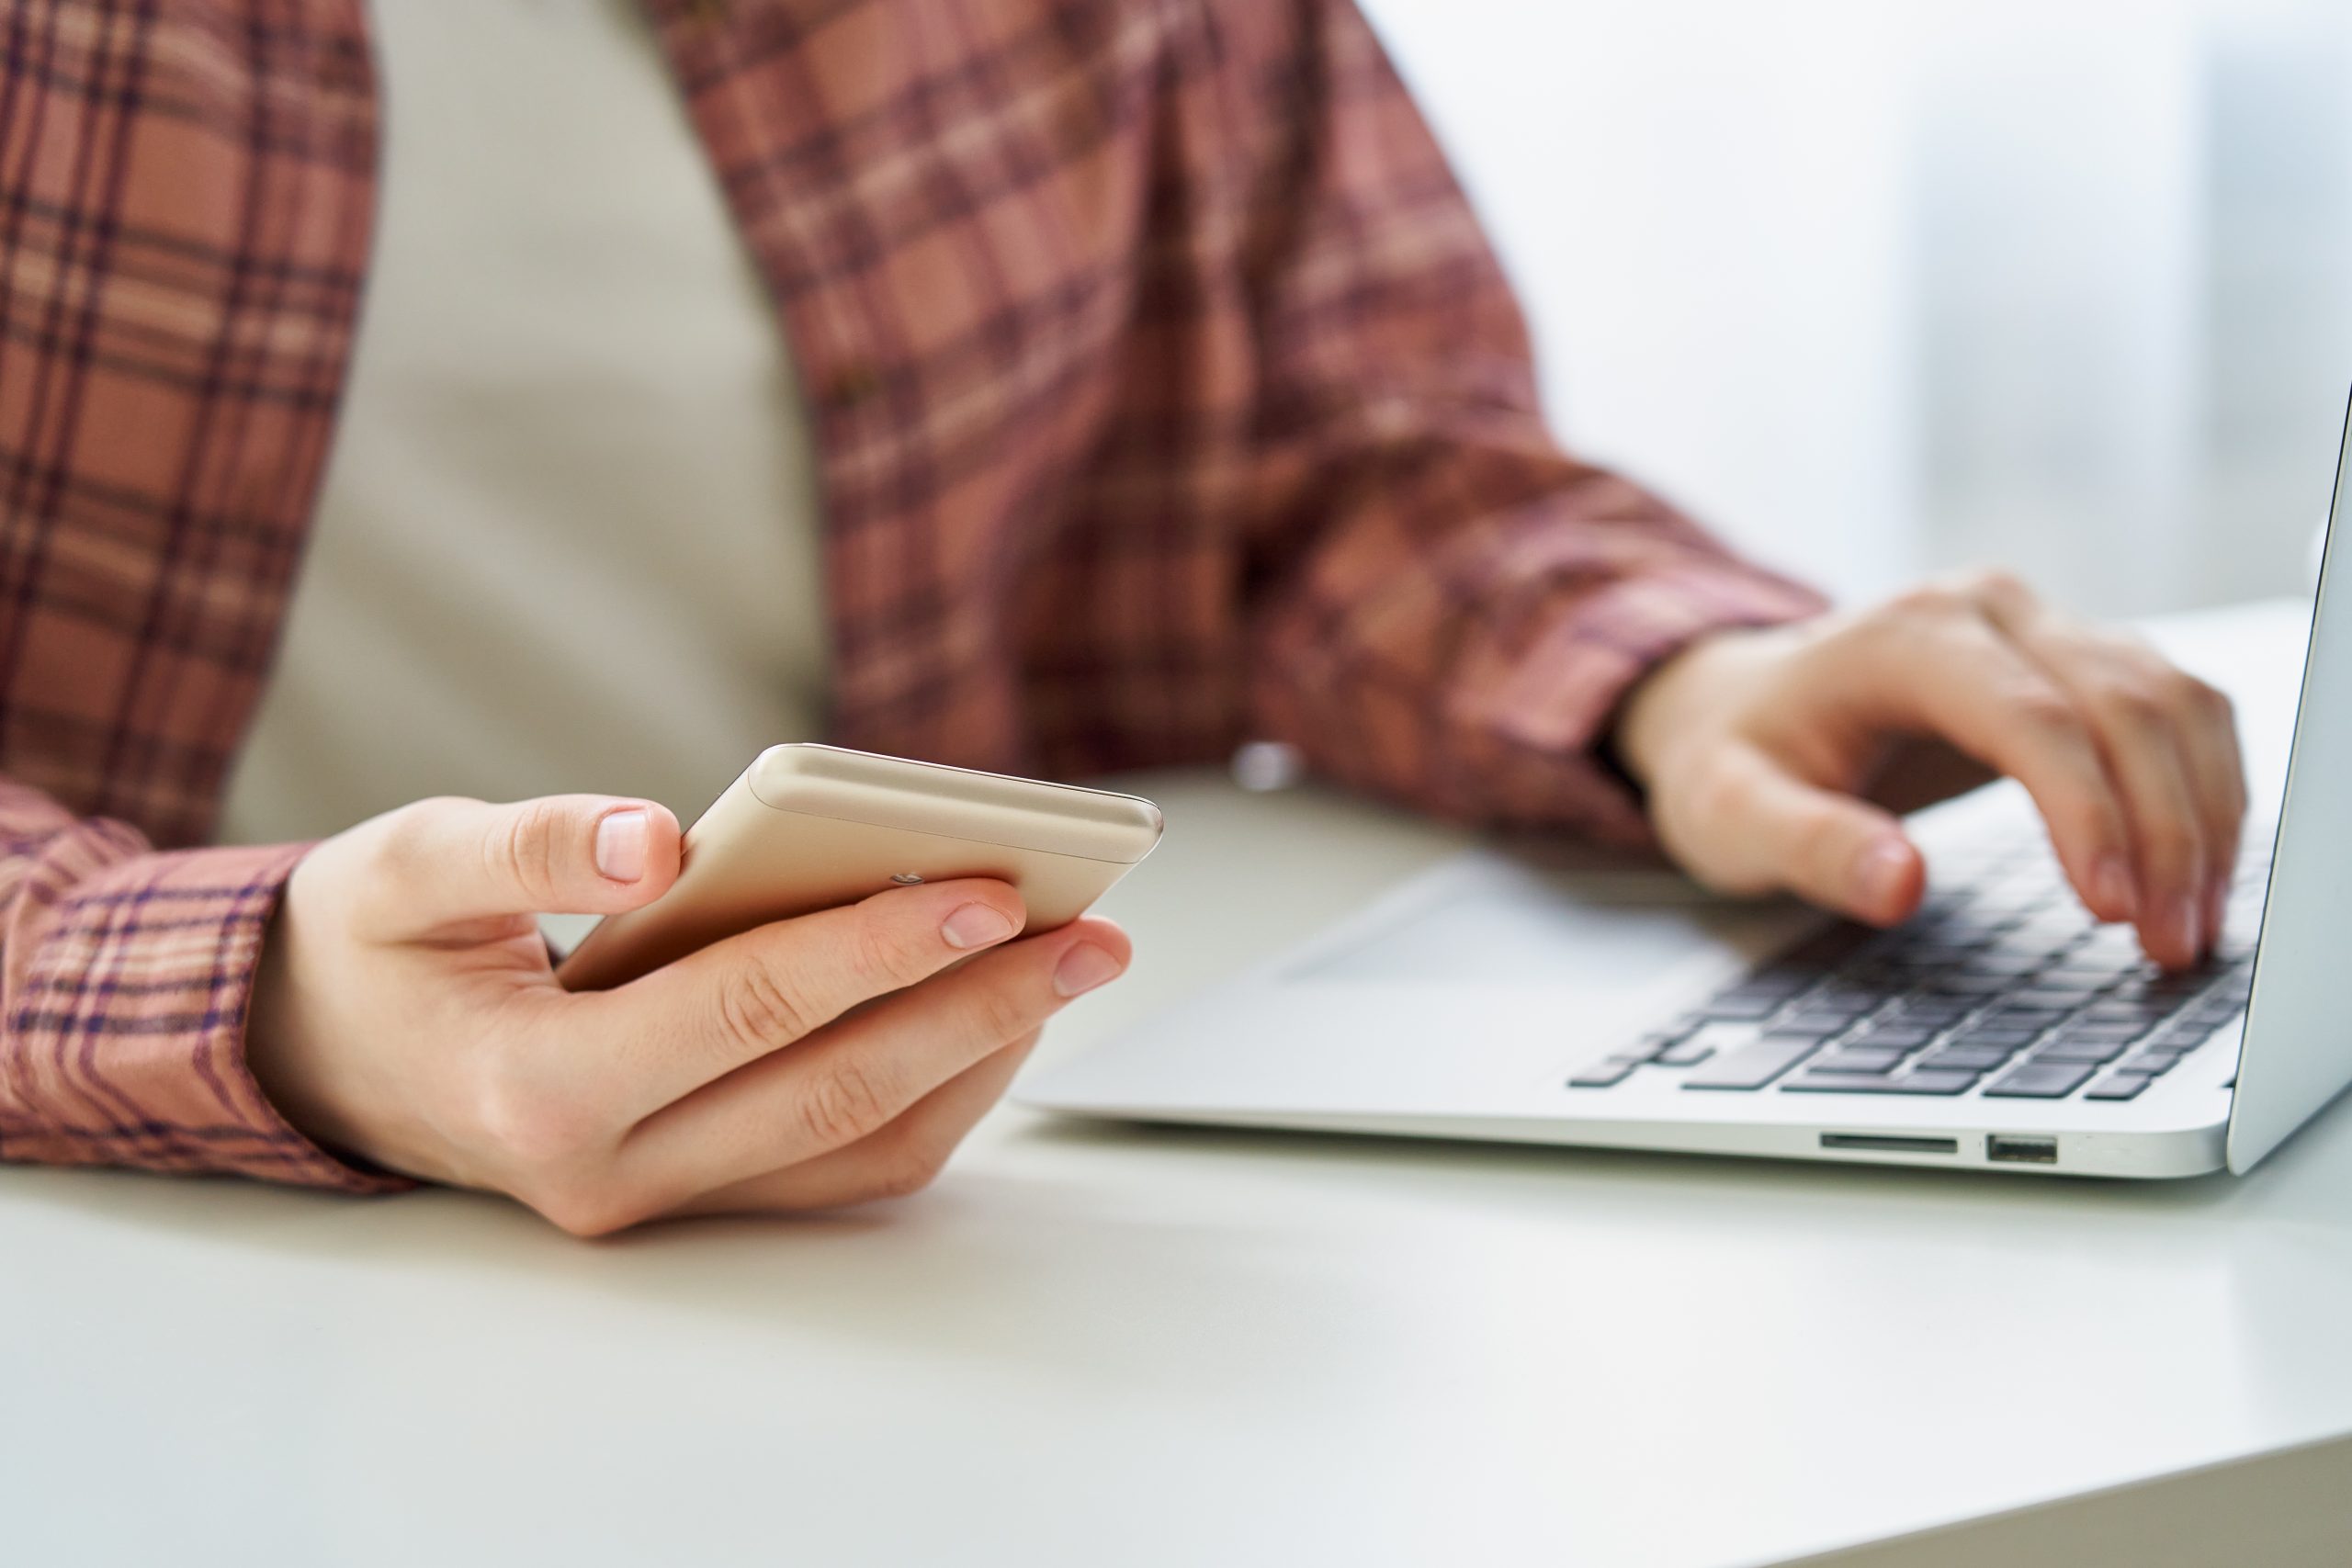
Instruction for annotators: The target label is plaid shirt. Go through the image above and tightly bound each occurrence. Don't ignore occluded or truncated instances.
[0,0,1823,1192]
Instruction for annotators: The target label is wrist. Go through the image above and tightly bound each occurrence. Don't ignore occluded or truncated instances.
[1611,626,1747,790]
[243,863,368,1163]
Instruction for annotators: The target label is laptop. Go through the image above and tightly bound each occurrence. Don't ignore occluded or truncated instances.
[1019,396,2352,1179]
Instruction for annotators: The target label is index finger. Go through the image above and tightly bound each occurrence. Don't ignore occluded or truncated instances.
[588,876,1028,1114]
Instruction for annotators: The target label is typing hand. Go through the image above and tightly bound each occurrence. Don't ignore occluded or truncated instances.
[1612,570,2245,970]
[246,795,1127,1233]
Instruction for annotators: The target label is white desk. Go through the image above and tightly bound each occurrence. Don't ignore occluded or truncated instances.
[6,601,2348,1567]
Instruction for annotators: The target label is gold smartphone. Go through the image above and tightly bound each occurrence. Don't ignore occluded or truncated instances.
[556,744,1164,992]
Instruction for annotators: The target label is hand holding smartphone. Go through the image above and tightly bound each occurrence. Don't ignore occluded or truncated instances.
[558,745,1163,991]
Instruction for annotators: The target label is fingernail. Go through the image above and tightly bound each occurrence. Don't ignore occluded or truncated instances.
[2172,894,2204,962]
[1053,942,1125,998]
[941,902,1018,950]
[2090,853,2136,920]
[1853,837,1912,914]
[594,808,649,883]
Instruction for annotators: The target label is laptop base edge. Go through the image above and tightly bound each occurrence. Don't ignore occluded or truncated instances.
[1019,1100,2230,1180]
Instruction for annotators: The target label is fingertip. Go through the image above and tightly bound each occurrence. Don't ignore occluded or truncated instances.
[1023,917,1132,999]
[942,900,1021,950]
[589,801,683,910]
[1052,926,1131,998]
[2084,851,2138,925]
[871,876,1029,949]
[947,875,1029,932]
[867,874,1025,911]
[639,804,685,891]
[1063,915,1132,965]
[1849,835,1925,926]
[2132,893,2206,971]
[2139,926,2196,974]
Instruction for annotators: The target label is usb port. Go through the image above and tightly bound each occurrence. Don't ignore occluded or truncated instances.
[1986,1134,2059,1165]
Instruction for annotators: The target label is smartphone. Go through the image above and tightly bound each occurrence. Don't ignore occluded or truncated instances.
[556,744,1164,991]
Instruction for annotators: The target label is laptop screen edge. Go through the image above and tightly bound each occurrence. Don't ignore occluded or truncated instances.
[2225,386,2352,1174]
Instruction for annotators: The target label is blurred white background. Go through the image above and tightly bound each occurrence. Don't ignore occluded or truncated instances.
[1362,0,2352,614]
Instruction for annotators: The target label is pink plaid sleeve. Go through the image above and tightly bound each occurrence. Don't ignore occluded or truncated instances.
[1237,0,1827,844]
[0,782,401,1192]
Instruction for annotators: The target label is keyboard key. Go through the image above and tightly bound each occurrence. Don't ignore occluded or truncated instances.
[1781,1068,1979,1096]
[1783,1002,1875,1029]
[1982,1002,2066,1021]
[1965,953,2050,976]
[1926,974,2016,996]
[1698,993,1786,1021]
[2122,1048,2191,1076]
[1901,942,1995,967]
[2086,1070,2157,1100]
[1810,1047,1910,1074]
[2013,982,2107,1006]
[1569,1059,1641,1089]
[2048,1021,2152,1043]
[1764,1019,1854,1043]
[2030,1039,2128,1065]
[2007,987,2097,1009]
[1653,1040,1717,1067]
[1919,1043,2019,1072]
[1984,1062,2097,1098]
[2041,966,2130,989]
[1682,1035,1824,1091]
[2085,998,2177,1024]
[1849,1024,1939,1050]
[1948,1025,2043,1049]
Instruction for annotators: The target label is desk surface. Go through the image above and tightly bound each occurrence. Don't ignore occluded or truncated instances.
[6,601,2346,1568]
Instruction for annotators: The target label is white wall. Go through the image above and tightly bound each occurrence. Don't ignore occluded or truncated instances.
[1362,0,2352,615]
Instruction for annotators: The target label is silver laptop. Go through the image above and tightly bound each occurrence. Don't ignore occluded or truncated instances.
[1021,397,2352,1179]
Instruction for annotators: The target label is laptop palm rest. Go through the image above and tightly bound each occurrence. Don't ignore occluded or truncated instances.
[1024,851,1811,1117]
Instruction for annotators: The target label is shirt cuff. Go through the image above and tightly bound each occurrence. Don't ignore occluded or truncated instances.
[1449,554,1829,843]
[0,838,412,1194]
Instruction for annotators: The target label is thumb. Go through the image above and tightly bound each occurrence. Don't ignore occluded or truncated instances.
[1677,748,1924,926]
[349,795,684,939]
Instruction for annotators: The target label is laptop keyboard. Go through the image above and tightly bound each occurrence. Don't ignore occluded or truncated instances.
[1568,823,2271,1102]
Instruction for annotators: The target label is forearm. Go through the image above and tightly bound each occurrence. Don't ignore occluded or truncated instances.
[1248,431,1824,840]
[1229,0,1824,836]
